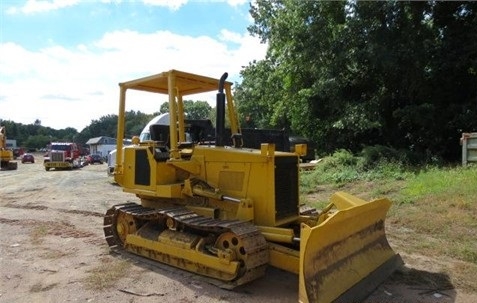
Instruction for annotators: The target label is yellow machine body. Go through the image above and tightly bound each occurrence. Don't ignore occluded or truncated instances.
[104,70,402,303]
[0,126,18,171]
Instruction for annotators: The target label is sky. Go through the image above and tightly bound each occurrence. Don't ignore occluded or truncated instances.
[0,0,268,131]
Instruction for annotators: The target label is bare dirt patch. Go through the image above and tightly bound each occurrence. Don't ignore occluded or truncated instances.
[1,153,475,303]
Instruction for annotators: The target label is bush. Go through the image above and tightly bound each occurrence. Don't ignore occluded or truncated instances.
[360,145,404,168]
[310,149,362,185]
[321,149,359,169]
[303,147,411,187]
[360,144,433,167]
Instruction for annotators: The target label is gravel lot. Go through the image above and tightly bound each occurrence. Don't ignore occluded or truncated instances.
[1,153,475,303]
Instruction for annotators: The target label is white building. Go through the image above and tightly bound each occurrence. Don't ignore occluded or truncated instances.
[85,136,131,157]
[6,139,17,149]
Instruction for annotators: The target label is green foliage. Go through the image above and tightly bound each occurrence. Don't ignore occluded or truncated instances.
[360,145,425,167]
[160,100,212,120]
[302,148,411,188]
[301,152,477,268]
[24,135,52,150]
[79,111,153,144]
[398,165,477,205]
[1,100,214,150]
[0,119,78,150]
[234,59,289,129]
[239,0,477,162]
[384,164,477,268]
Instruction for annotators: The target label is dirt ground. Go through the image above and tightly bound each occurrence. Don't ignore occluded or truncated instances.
[1,153,476,303]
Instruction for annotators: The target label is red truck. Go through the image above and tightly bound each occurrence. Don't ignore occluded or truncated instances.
[43,142,81,171]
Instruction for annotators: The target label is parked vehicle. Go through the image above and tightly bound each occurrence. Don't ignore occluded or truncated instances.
[44,142,81,171]
[104,70,401,303]
[90,154,103,164]
[107,149,116,176]
[13,148,24,159]
[21,153,35,164]
[0,126,18,170]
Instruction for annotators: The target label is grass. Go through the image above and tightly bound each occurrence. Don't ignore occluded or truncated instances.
[398,165,477,205]
[83,257,131,290]
[392,166,477,264]
[300,151,477,291]
[30,224,50,244]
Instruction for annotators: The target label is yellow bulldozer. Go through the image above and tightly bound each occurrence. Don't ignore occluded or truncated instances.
[0,126,18,171]
[104,70,402,303]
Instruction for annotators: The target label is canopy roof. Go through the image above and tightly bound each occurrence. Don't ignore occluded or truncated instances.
[119,69,232,96]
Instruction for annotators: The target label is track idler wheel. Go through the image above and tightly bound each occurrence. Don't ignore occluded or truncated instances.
[215,232,247,272]
[114,211,138,245]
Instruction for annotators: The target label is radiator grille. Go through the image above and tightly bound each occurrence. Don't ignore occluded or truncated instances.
[51,152,65,162]
[135,149,150,186]
[275,156,299,221]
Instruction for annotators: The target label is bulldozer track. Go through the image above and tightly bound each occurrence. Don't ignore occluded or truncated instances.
[103,202,269,289]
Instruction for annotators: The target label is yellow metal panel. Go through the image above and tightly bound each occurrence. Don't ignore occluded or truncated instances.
[120,70,232,95]
[156,184,183,198]
[189,144,283,225]
[185,206,218,218]
[298,195,397,303]
[193,145,269,163]
[293,144,308,157]
[168,73,178,156]
[257,226,295,243]
[120,147,135,188]
[126,234,240,277]
[115,86,126,174]
[218,171,244,191]
[168,158,201,175]
[155,162,177,185]
[0,149,13,161]
[268,242,300,274]
[261,143,275,157]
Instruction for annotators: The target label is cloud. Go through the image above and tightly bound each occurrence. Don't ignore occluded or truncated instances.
[4,0,249,15]
[0,29,267,130]
[6,0,80,15]
[140,0,247,10]
[219,29,244,44]
[227,0,249,7]
[41,94,80,101]
[141,0,188,11]
[91,29,265,81]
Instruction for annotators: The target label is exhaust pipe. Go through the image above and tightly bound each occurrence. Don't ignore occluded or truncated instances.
[216,72,228,147]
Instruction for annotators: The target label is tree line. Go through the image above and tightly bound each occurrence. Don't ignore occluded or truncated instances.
[235,0,477,163]
[0,101,212,151]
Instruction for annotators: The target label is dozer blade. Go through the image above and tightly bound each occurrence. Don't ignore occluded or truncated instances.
[299,192,403,303]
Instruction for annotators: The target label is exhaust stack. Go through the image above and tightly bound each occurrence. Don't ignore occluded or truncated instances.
[216,72,228,147]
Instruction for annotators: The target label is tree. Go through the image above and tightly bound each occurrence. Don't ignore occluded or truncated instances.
[185,100,212,120]
[234,59,289,129]
[160,100,212,120]
[79,111,153,141]
[238,0,477,161]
